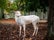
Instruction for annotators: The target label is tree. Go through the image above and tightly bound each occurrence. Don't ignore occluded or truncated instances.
[44,0,54,40]
[0,0,7,18]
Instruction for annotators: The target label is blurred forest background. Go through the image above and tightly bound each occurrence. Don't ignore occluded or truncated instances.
[0,0,48,19]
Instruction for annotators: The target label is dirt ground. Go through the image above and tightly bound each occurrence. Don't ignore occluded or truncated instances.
[0,19,47,40]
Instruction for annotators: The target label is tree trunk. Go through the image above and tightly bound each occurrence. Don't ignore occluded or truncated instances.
[45,0,54,40]
[1,8,5,18]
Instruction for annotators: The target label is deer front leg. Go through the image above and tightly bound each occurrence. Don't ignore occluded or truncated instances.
[36,25,38,35]
[32,23,36,36]
[23,24,26,40]
[19,25,22,37]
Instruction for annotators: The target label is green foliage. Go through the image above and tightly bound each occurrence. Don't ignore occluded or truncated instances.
[6,2,17,12]
[14,0,41,12]
[10,3,17,10]
[40,0,48,13]
[15,0,25,10]
[0,0,48,12]
[0,0,7,9]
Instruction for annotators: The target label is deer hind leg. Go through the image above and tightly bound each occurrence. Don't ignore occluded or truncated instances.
[32,22,36,36]
[35,25,38,35]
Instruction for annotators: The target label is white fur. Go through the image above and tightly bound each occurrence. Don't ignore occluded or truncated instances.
[15,11,40,40]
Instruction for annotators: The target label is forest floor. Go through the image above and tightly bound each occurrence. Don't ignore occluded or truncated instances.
[0,19,47,40]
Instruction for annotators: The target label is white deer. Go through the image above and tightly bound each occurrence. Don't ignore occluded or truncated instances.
[14,11,40,40]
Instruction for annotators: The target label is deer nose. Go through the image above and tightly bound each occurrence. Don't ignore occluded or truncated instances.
[17,16,20,17]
